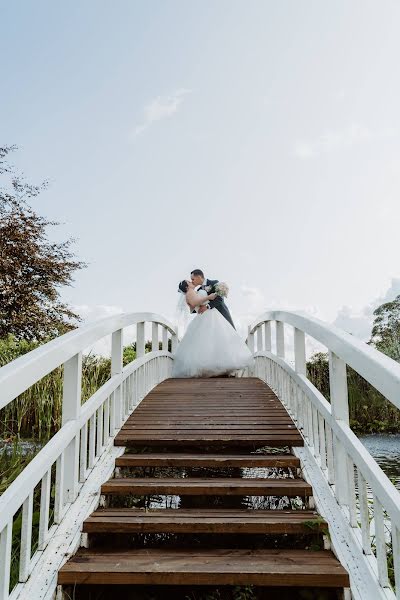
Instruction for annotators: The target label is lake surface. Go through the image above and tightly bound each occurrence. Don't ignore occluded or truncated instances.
[359,434,400,490]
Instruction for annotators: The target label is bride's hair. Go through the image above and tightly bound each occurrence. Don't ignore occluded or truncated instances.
[178,280,189,294]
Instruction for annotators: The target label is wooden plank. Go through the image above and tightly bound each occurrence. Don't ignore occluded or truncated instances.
[58,548,349,587]
[100,477,312,496]
[115,453,300,468]
[83,508,327,534]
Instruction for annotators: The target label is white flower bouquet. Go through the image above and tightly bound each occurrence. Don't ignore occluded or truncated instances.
[214,281,229,298]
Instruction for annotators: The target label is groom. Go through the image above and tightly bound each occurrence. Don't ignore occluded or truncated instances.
[190,269,236,329]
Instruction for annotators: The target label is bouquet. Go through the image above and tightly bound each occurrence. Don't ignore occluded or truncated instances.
[214,281,229,298]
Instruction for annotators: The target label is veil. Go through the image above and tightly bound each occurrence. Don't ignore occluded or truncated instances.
[174,291,191,338]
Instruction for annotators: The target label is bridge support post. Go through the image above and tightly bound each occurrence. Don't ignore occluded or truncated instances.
[111,329,123,431]
[294,328,306,427]
[62,352,82,504]
[264,321,271,352]
[329,351,350,507]
[276,322,285,358]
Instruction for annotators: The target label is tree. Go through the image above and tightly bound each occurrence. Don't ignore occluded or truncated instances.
[370,295,400,362]
[0,145,86,340]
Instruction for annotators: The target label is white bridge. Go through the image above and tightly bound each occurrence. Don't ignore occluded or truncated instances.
[1,310,400,600]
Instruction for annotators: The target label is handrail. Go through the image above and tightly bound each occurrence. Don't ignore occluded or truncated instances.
[249,309,400,410]
[0,312,177,410]
[247,309,400,599]
[0,313,177,600]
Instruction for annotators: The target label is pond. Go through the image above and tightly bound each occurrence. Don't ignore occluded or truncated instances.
[359,433,400,490]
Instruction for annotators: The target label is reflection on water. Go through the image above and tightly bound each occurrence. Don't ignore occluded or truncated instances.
[359,434,400,490]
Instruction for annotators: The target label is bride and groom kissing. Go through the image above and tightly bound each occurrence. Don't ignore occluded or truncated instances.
[172,269,253,378]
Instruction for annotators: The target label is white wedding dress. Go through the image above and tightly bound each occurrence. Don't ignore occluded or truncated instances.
[172,290,254,378]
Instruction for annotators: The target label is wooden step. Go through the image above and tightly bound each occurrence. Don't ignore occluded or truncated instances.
[115,453,301,469]
[58,548,349,587]
[114,434,303,447]
[101,477,312,497]
[83,508,326,534]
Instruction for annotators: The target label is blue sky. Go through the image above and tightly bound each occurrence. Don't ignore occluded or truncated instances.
[2,1,400,340]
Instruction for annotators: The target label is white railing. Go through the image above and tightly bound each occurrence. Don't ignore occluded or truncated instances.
[247,310,400,600]
[0,313,177,600]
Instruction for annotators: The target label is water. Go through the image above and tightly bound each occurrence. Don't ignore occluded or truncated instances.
[359,434,400,490]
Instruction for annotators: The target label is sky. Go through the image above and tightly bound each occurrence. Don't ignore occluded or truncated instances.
[2,0,400,345]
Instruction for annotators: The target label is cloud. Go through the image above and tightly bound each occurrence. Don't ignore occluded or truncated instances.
[293,124,395,159]
[332,277,400,341]
[133,88,191,137]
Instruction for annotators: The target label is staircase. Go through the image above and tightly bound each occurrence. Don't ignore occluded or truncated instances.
[58,378,349,599]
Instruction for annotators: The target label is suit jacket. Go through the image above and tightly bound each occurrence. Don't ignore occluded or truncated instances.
[194,279,236,329]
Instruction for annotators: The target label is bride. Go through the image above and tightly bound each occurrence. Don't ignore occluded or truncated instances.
[172,280,254,378]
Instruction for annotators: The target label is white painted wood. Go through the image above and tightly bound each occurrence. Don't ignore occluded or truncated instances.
[54,453,65,524]
[264,321,271,352]
[391,525,400,599]
[88,415,95,469]
[250,309,400,413]
[38,470,51,551]
[162,326,168,352]
[111,329,123,431]
[0,312,176,410]
[103,396,110,445]
[358,469,372,555]
[96,404,103,457]
[347,455,358,527]
[62,353,82,504]
[79,423,88,483]
[0,314,174,600]
[256,326,263,352]
[11,445,124,600]
[318,414,327,471]
[295,445,394,600]
[0,521,12,600]
[374,495,390,588]
[329,351,350,506]
[276,321,285,358]
[136,322,145,358]
[152,322,158,352]
[294,328,306,375]
[19,492,33,582]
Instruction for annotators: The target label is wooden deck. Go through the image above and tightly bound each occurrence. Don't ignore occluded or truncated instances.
[58,377,349,596]
[114,378,304,447]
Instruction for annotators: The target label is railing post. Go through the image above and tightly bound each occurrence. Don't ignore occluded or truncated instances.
[256,326,263,353]
[329,351,350,506]
[111,329,123,431]
[162,326,168,352]
[294,328,306,427]
[152,322,159,352]
[137,322,145,358]
[247,326,254,353]
[264,321,271,352]
[276,321,285,358]
[0,521,12,600]
[294,328,306,375]
[62,352,82,504]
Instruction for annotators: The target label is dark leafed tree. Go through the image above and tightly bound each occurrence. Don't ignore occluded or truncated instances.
[0,145,87,341]
[370,295,400,362]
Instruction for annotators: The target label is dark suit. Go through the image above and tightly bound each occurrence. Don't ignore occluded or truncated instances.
[196,278,236,329]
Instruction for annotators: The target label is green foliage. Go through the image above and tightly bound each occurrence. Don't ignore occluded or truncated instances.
[0,145,86,341]
[371,294,400,362]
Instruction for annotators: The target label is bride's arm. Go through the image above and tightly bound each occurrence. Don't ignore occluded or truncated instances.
[186,289,217,307]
